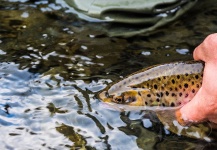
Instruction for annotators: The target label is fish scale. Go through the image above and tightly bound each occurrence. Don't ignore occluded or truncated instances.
[99,61,204,107]
[131,73,203,107]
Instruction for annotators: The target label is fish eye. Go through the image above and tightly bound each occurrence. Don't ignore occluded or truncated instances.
[114,97,123,103]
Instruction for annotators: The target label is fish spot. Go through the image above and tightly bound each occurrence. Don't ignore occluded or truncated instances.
[179,92,182,97]
[162,103,165,107]
[177,75,180,79]
[138,91,142,96]
[171,93,176,97]
[192,89,195,93]
[201,74,203,77]
[160,92,163,97]
[171,79,175,84]
[175,87,178,91]
[147,83,149,87]
[184,83,188,88]
[156,98,160,102]
[158,78,161,81]
[185,73,188,76]
[170,102,175,107]
[192,81,194,85]
[147,94,151,97]
[161,86,164,90]
[185,93,189,98]
[196,84,200,88]
[154,84,158,90]
[169,87,173,91]
[179,85,182,89]
[145,101,148,105]
[156,93,160,97]
[195,75,199,79]
[163,76,166,79]
[166,91,169,96]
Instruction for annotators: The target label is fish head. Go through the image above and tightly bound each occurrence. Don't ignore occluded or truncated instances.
[99,90,147,106]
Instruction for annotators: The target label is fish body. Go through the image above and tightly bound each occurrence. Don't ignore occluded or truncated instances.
[98,61,217,141]
[99,61,204,107]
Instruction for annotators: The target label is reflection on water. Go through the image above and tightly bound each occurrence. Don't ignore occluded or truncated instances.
[0,0,217,149]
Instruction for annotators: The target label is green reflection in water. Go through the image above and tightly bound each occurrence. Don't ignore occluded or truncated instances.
[56,124,87,149]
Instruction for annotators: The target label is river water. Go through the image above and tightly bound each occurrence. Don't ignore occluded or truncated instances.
[0,0,217,149]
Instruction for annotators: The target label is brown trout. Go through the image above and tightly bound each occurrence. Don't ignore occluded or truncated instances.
[99,61,204,107]
[98,61,217,141]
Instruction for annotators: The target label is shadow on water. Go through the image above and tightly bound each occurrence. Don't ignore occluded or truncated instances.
[0,0,217,149]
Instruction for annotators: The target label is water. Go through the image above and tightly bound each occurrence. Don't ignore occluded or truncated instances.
[0,0,217,149]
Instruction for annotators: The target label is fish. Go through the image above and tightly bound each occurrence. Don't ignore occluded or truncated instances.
[98,60,217,141]
[99,61,204,107]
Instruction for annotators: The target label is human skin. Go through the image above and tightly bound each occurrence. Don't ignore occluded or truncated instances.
[176,33,217,125]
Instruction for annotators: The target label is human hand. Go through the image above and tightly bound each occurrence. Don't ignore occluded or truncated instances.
[177,33,217,125]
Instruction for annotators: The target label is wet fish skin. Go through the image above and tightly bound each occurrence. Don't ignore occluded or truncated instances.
[99,61,204,107]
[99,61,216,142]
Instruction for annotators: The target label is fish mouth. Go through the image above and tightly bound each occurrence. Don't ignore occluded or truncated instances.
[98,91,113,103]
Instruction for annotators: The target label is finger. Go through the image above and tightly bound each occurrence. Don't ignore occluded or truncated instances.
[194,33,217,62]
[193,43,206,61]
[175,109,192,126]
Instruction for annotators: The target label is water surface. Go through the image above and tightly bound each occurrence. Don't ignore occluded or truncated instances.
[0,0,217,149]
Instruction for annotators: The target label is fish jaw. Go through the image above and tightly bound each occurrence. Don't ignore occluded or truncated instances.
[98,91,113,103]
